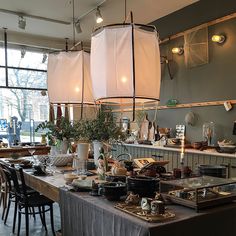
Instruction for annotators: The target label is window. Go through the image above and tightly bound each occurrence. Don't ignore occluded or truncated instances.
[0,35,49,143]
[40,105,48,121]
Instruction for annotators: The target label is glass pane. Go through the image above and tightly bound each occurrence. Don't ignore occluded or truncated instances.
[0,88,49,143]
[7,48,48,70]
[0,68,6,86]
[8,69,47,89]
[0,42,5,66]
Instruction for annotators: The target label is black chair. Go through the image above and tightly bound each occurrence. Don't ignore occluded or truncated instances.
[0,163,37,234]
[6,165,56,236]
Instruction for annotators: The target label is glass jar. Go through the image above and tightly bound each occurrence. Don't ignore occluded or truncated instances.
[202,122,215,146]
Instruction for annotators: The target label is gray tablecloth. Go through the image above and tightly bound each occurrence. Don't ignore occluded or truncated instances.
[59,188,236,236]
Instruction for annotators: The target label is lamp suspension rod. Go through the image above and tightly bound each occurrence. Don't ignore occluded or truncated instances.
[130,11,136,121]
[72,0,76,46]
[124,0,127,23]
[3,28,8,87]
[75,0,106,21]
[80,51,85,120]
[0,8,71,25]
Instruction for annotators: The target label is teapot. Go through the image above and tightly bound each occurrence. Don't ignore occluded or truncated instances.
[111,161,127,176]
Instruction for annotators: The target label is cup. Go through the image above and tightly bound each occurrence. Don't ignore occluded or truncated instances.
[141,198,151,213]
[73,158,87,175]
[173,168,181,178]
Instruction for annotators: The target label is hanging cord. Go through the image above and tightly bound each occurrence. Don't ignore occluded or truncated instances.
[124,0,127,22]
[72,0,76,46]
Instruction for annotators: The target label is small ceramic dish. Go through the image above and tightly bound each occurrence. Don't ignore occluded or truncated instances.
[64,173,78,184]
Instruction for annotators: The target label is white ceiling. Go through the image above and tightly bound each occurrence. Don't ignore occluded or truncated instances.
[0,0,198,48]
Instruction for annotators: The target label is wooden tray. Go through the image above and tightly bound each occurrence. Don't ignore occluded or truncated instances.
[114,203,175,223]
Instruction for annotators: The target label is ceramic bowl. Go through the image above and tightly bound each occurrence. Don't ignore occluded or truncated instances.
[64,173,78,184]
[102,182,127,201]
[127,176,159,198]
[219,145,236,153]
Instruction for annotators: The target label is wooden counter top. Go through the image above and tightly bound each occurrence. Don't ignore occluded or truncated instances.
[121,143,236,158]
[0,146,51,158]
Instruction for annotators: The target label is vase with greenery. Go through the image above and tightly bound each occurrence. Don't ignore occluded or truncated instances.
[35,116,76,154]
[74,109,124,164]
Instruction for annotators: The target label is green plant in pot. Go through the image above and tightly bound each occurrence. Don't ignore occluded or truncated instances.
[75,109,124,165]
[35,116,76,154]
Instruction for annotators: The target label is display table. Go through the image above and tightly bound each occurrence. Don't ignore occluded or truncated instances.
[60,189,236,236]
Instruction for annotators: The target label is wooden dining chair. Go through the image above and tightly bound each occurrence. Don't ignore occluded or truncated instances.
[0,163,40,233]
[0,165,8,221]
[7,165,56,236]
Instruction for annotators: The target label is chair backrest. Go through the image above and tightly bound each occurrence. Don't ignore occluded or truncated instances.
[0,163,11,191]
[3,165,28,201]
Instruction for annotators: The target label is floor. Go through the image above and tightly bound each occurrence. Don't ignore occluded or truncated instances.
[0,203,61,236]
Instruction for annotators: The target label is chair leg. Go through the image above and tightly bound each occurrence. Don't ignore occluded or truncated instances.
[38,206,44,226]
[13,199,17,234]
[1,191,7,220]
[32,207,36,219]
[4,194,11,224]
[25,207,29,236]
[17,210,21,236]
[42,206,47,231]
[50,204,56,236]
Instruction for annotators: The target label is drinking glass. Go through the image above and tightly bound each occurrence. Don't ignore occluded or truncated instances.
[28,148,37,165]
[46,155,55,174]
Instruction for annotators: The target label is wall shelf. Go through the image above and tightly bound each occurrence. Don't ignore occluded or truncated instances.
[111,100,236,113]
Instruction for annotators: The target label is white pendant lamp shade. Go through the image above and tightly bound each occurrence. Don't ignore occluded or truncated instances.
[91,25,161,105]
[47,51,94,104]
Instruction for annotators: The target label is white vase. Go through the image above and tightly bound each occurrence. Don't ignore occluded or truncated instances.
[77,142,90,160]
[93,140,103,166]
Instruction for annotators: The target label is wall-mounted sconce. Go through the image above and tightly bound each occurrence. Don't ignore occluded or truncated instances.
[211,34,226,44]
[172,47,184,55]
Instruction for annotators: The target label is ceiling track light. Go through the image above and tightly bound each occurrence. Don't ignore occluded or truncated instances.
[95,7,103,24]
[18,15,26,30]
[21,48,26,58]
[42,53,47,63]
[0,8,70,25]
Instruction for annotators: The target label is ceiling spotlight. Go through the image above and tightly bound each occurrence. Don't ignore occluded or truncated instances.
[42,53,47,63]
[18,16,26,30]
[21,48,26,58]
[75,20,82,33]
[211,34,226,44]
[172,47,184,55]
[95,7,103,24]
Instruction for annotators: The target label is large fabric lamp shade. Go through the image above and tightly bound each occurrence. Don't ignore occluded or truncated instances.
[91,25,161,109]
[47,51,94,105]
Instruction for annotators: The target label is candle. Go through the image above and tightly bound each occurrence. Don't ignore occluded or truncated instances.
[180,136,185,163]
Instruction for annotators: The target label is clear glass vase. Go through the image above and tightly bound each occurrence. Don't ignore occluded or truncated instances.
[202,122,215,146]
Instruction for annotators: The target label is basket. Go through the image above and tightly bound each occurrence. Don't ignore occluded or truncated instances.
[51,154,73,166]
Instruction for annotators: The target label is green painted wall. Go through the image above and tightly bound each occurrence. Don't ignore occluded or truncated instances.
[120,1,236,144]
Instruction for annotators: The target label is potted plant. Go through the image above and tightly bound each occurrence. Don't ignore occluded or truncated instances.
[75,109,124,165]
[35,116,76,154]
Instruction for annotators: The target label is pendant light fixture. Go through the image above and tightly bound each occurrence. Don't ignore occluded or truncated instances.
[91,10,161,120]
[47,0,94,119]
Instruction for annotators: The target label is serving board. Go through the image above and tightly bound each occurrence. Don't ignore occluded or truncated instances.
[114,203,175,223]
